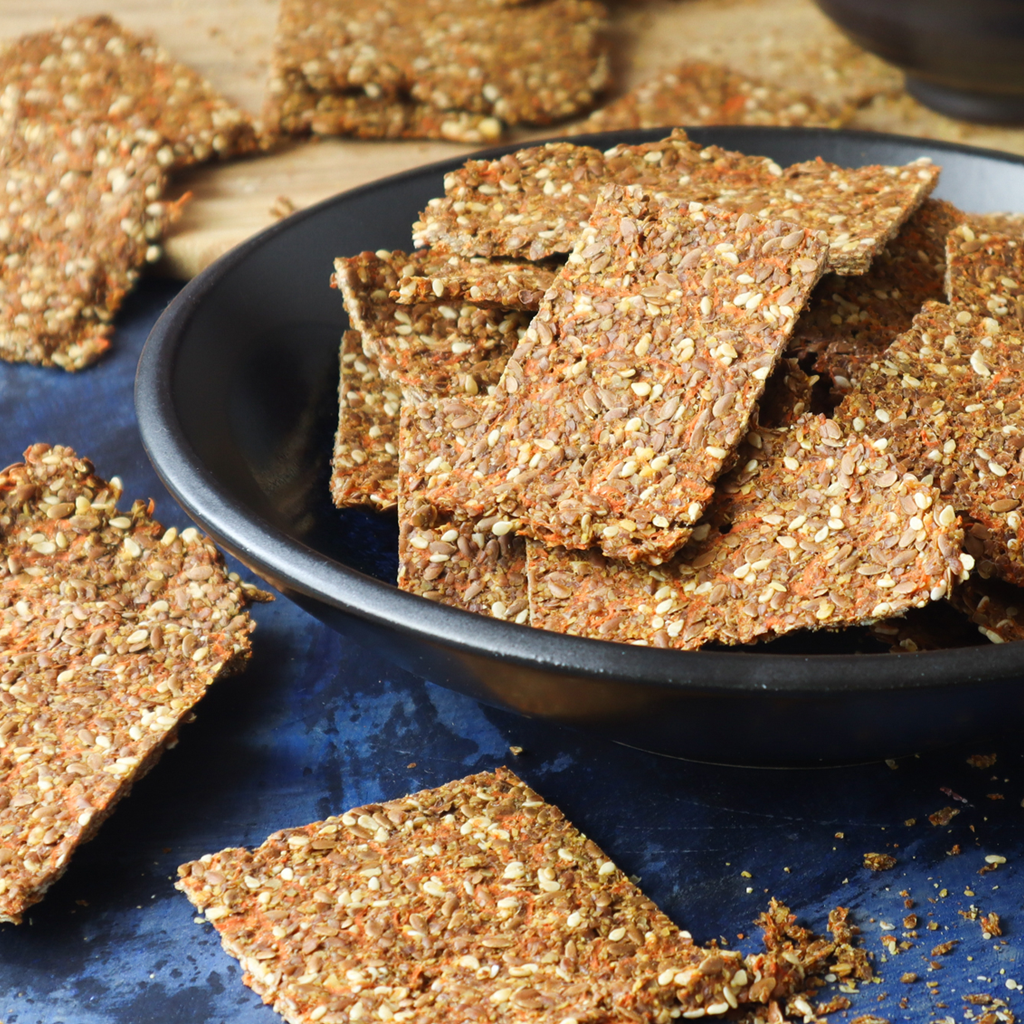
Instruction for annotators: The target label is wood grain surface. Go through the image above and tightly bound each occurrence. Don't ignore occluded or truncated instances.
[5,0,1024,279]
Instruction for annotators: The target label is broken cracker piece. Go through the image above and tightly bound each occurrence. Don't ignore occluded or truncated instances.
[791,198,965,391]
[177,767,766,1024]
[398,421,529,621]
[577,60,848,133]
[0,15,259,168]
[945,225,1024,326]
[834,300,1024,587]
[527,416,966,649]
[0,116,180,370]
[0,443,264,924]
[392,253,558,311]
[415,189,827,564]
[332,250,526,394]
[330,331,401,511]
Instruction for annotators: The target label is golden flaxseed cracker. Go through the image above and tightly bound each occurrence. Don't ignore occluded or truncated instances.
[332,250,527,395]
[576,60,848,134]
[528,416,966,650]
[834,301,1024,586]
[790,199,964,391]
[330,332,402,511]
[415,189,828,564]
[414,132,939,274]
[0,116,180,370]
[0,444,266,924]
[392,253,558,311]
[177,767,765,1024]
[264,0,608,139]
[0,15,259,169]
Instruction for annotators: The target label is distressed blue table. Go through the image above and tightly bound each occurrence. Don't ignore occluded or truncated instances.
[0,279,1022,1024]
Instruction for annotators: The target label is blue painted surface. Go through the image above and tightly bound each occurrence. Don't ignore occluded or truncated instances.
[1,279,1023,1022]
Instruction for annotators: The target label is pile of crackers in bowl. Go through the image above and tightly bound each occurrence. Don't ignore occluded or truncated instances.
[332,128,1024,653]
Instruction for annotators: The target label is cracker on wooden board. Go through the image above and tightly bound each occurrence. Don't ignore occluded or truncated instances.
[414,189,828,564]
[392,254,558,311]
[527,416,966,650]
[413,131,939,273]
[576,60,849,134]
[0,444,265,924]
[330,331,402,511]
[177,766,780,1024]
[0,115,180,370]
[950,575,1024,644]
[332,250,527,395]
[0,15,259,169]
[266,83,505,143]
[833,300,1024,587]
[789,199,965,391]
[264,0,609,139]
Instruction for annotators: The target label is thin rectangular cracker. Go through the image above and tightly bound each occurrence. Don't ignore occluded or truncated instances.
[0,444,262,924]
[576,60,849,133]
[176,767,769,1024]
[415,189,828,564]
[412,131,940,274]
[833,300,1024,586]
[527,416,966,649]
[330,331,402,511]
[0,115,178,370]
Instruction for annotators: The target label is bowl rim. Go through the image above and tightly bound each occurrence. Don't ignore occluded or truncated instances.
[136,125,1024,699]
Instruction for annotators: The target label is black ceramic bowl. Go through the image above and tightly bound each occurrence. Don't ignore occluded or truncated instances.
[815,0,1024,124]
[137,127,1024,767]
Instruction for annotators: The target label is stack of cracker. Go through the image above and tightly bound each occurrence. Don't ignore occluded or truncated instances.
[264,0,610,143]
[330,129,993,649]
[0,16,259,370]
[0,444,266,923]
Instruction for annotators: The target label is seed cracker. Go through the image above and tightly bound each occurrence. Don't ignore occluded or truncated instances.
[266,82,504,143]
[413,132,940,273]
[177,766,771,1024]
[527,416,966,650]
[789,199,965,391]
[414,188,828,564]
[392,253,558,311]
[332,250,526,395]
[968,212,1024,239]
[0,444,264,924]
[264,0,609,140]
[576,60,849,134]
[0,15,259,169]
[0,116,180,370]
[398,424,529,621]
[833,300,1024,586]
[755,357,819,429]
[330,331,401,511]
[945,225,1024,325]
[950,576,1024,644]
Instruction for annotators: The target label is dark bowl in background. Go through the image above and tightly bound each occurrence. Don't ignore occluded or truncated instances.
[136,127,1024,768]
[815,0,1024,124]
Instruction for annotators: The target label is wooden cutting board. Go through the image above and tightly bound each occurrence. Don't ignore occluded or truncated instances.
[6,0,1024,279]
